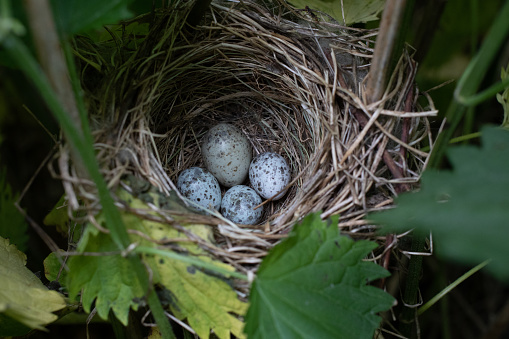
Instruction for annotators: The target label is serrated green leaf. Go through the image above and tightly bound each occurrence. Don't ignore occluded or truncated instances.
[66,185,247,337]
[154,257,247,339]
[0,168,28,252]
[50,0,134,36]
[67,225,146,325]
[122,189,248,339]
[287,0,385,25]
[244,213,395,339]
[372,126,509,280]
[0,237,66,336]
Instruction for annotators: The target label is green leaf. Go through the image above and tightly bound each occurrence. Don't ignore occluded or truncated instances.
[66,225,146,325]
[372,126,509,280]
[0,236,66,336]
[43,195,69,233]
[43,250,69,284]
[0,167,28,252]
[121,188,248,339]
[154,253,247,339]
[244,213,395,339]
[50,0,135,36]
[287,0,385,25]
[43,195,84,242]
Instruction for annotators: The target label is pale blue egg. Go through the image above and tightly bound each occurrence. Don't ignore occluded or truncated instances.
[249,152,290,200]
[221,185,263,225]
[177,167,221,213]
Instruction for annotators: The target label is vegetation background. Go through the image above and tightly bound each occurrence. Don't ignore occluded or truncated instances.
[1,0,508,338]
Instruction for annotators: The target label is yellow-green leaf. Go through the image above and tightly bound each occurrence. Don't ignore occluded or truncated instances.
[66,185,248,338]
[67,225,146,325]
[43,195,70,234]
[155,258,247,339]
[121,189,248,339]
[0,237,66,336]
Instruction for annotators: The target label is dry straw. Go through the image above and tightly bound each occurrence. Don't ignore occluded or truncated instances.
[60,0,437,276]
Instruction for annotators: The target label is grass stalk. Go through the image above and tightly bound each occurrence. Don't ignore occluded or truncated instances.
[417,260,491,316]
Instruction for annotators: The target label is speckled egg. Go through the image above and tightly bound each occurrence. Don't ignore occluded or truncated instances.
[176,167,221,213]
[202,123,252,187]
[221,185,263,225]
[249,152,291,200]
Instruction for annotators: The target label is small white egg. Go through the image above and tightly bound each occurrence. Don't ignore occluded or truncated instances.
[249,152,291,200]
[221,185,263,225]
[202,123,252,187]
[177,167,221,213]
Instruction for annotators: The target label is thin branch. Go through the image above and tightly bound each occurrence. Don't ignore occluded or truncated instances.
[23,0,81,133]
[366,0,407,104]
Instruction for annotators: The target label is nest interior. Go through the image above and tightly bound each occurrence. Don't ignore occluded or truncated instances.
[69,0,436,271]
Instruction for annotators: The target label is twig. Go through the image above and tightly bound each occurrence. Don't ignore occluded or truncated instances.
[399,82,414,163]
[14,202,61,253]
[352,108,410,192]
[378,234,396,289]
[366,0,407,104]
[23,0,81,132]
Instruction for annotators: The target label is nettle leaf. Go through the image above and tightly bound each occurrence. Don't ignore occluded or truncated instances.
[50,0,134,36]
[244,213,394,339]
[372,126,509,280]
[154,254,247,339]
[287,0,385,25]
[66,225,146,325]
[0,237,66,336]
[66,186,247,337]
[122,189,248,339]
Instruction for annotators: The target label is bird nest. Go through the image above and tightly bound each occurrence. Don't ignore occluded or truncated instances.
[60,0,436,282]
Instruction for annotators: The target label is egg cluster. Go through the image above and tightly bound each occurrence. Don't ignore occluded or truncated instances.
[176,123,291,225]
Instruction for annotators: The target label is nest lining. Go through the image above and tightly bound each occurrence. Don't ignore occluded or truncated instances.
[63,0,437,273]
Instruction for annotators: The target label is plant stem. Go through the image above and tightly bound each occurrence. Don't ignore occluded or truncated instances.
[146,280,176,339]
[456,77,509,107]
[23,0,81,133]
[366,0,407,104]
[449,131,482,144]
[134,246,249,281]
[399,235,424,337]
[439,262,452,339]
[429,0,509,167]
